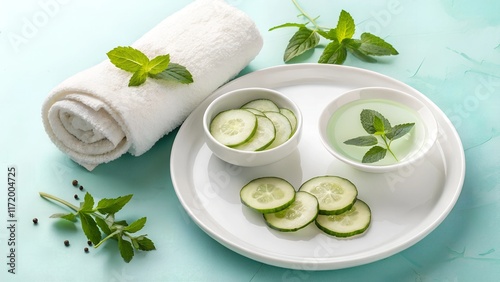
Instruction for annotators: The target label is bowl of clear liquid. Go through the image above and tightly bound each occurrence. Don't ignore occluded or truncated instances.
[318,87,438,173]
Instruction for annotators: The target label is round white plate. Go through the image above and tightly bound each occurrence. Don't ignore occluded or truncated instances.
[170,64,465,270]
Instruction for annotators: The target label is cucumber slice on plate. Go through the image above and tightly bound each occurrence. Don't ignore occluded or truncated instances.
[264,111,292,149]
[315,199,371,238]
[209,109,257,147]
[264,191,319,232]
[233,116,276,151]
[240,177,296,213]
[241,99,280,113]
[299,176,358,215]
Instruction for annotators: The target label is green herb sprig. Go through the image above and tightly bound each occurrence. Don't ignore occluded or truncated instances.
[270,0,398,64]
[39,191,155,262]
[344,109,415,163]
[107,46,193,87]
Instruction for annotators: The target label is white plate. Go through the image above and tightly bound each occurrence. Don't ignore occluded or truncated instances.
[170,64,465,270]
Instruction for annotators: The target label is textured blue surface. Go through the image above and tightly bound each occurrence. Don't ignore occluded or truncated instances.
[1,0,499,281]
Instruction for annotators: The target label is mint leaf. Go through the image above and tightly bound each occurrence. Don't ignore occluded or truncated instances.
[79,212,102,245]
[135,236,156,251]
[373,115,385,134]
[318,40,347,64]
[269,22,306,31]
[358,33,399,56]
[123,217,146,233]
[344,135,378,146]
[94,216,112,235]
[39,190,155,263]
[336,10,355,42]
[386,123,415,140]
[362,146,387,163]
[96,194,133,215]
[50,213,77,222]
[323,28,338,41]
[345,39,377,63]
[107,46,149,72]
[147,54,170,75]
[128,69,148,87]
[345,108,415,163]
[360,109,391,134]
[152,63,193,84]
[270,2,399,65]
[284,27,320,62]
[114,220,129,227]
[107,46,193,87]
[80,192,94,212]
[360,109,377,134]
[316,28,332,39]
[118,237,134,263]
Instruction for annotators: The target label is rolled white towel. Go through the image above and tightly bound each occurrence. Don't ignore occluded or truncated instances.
[42,0,263,170]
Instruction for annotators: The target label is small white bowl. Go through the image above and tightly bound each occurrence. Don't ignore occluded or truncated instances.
[318,87,438,173]
[203,87,302,167]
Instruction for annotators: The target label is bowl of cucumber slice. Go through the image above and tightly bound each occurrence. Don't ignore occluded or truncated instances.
[203,87,302,167]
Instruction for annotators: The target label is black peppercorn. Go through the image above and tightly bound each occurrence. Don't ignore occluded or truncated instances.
[87,240,92,246]
[84,247,89,253]
[74,194,79,200]
[79,185,84,191]
[64,240,70,246]
[33,218,38,224]
[72,180,78,186]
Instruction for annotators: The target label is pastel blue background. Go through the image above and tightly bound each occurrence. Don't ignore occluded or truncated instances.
[1,0,499,281]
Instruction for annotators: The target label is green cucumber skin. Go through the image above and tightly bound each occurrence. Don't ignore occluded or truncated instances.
[318,199,356,215]
[315,199,372,238]
[315,217,370,238]
[299,175,358,215]
[240,177,296,214]
[210,109,257,147]
[263,192,319,232]
[241,194,295,214]
[264,212,318,232]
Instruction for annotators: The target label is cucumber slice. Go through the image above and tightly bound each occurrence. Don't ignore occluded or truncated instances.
[264,191,319,232]
[244,108,266,116]
[240,177,296,213]
[279,108,297,133]
[241,99,280,113]
[264,112,293,149]
[209,109,257,147]
[315,199,371,238]
[299,176,358,215]
[233,116,276,151]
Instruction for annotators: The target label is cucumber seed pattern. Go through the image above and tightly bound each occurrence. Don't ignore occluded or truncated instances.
[253,183,285,204]
[327,205,358,226]
[310,182,344,204]
[221,118,246,136]
[274,200,305,220]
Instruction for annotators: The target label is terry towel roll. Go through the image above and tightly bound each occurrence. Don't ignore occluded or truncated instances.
[42,0,263,170]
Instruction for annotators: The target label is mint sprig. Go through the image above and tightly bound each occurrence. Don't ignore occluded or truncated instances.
[107,46,193,87]
[39,191,155,262]
[269,0,398,64]
[344,109,415,163]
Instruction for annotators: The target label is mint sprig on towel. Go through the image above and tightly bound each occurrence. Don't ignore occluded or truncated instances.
[270,0,398,64]
[107,46,193,87]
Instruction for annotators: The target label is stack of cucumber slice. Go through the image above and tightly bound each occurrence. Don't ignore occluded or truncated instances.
[210,99,297,151]
[240,176,371,238]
